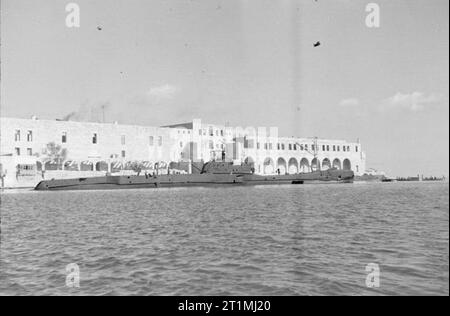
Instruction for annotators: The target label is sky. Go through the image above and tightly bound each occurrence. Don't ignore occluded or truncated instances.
[1,0,449,177]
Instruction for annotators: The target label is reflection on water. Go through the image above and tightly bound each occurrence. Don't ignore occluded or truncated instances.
[0,182,448,295]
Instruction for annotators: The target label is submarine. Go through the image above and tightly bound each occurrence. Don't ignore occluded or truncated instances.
[34,160,354,191]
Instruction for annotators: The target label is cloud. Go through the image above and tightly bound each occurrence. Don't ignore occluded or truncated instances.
[339,98,360,107]
[147,84,178,100]
[383,92,444,112]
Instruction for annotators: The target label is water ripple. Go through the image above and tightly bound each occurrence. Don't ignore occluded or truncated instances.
[0,182,448,295]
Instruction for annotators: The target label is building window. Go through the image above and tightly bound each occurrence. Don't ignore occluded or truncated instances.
[209,127,214,136]
[27,130,33,142]
[347,146,350,152]
[322,145,326,151]
[312,145,315,151]
[15,147,20,156]
[14,130,20,142]
[220,130,224,136]
[180,141,183,148]
[294,144,297,150]
[92,133,98,144]
[281,144,285,150]
[62,132,67,143]
[355,146,359,152]
[149,136,154,146]
[209,141,214,150]
[269,143,273,150]
[333,145,336,151]
[158,136,163,146]
[121,135,126,145]
[343,146,346,152]
[257,142,260,150]
[337,146,340,152]
[327,145,330,151]
[27,148,33,156]
[121,150,126,158]
[288,144,292,151]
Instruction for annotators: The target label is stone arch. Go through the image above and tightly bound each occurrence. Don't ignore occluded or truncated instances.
[322,158,331,170]
[311,158,320,171]
[244,156,255,166]
[343,158,352,171]
[168,161,184,174]
[64,161,79,171]
[95,161,108,172]
[332,158,342,170]
[300,158,310,173]
[80,161,94,171]
[45,160,62,171]
[288,158,299,174]
[157,161,168,174]
[277,157,287,175]
[111,162,123,173]
[141,161,153,170]
[263,157,275,174]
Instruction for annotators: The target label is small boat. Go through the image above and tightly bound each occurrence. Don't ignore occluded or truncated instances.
[34,161,354,191]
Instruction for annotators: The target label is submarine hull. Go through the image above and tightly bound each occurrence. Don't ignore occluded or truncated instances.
[34,169,353,191]
[34,174,244,191]
[242,169,354,185]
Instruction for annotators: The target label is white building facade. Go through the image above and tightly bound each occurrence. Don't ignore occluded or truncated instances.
[0,117,366,188]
